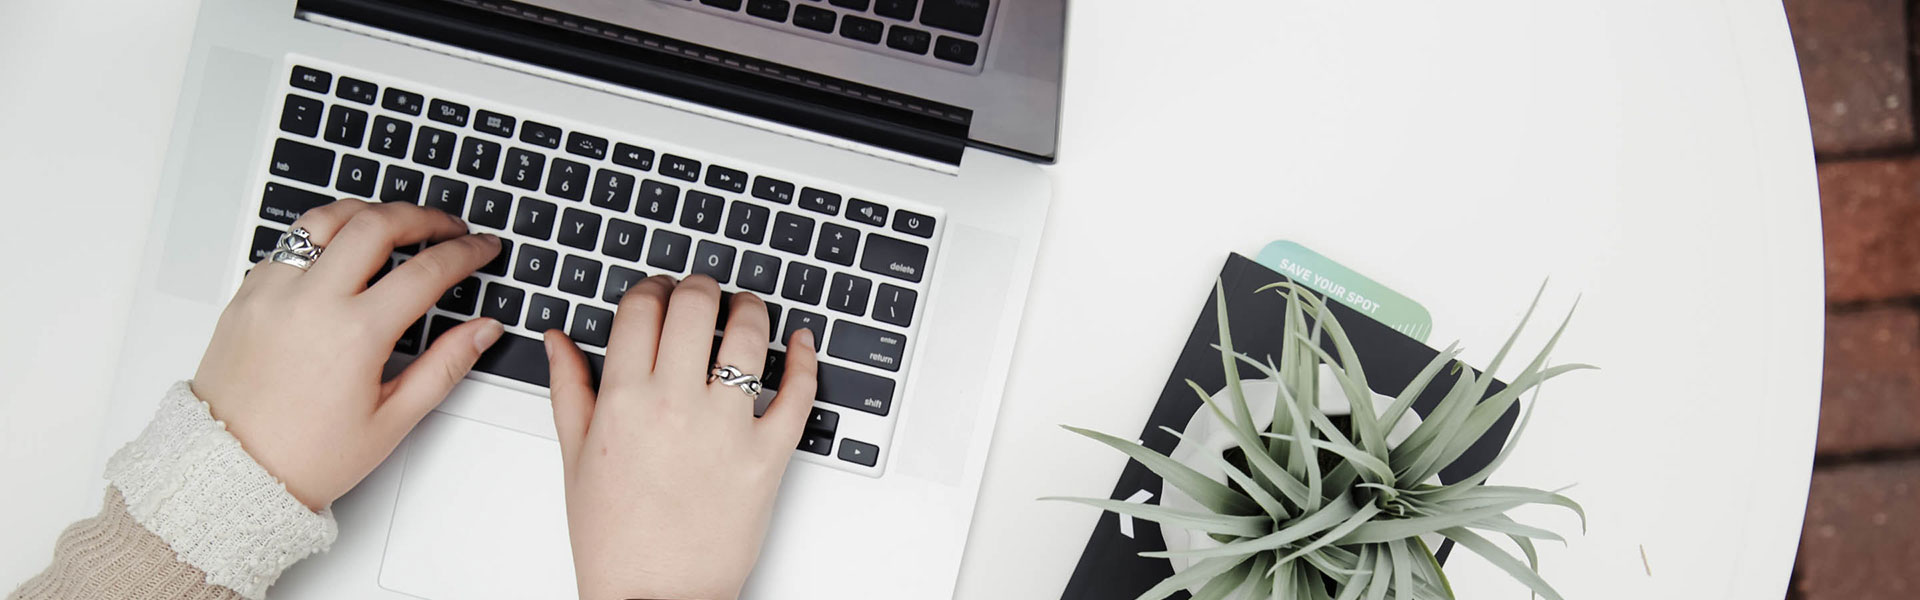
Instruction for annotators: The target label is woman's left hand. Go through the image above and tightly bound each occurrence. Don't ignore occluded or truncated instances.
[191,199,505,511]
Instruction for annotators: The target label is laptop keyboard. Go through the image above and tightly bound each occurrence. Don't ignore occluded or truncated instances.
[248,59,941,476]
[659,0,995,73]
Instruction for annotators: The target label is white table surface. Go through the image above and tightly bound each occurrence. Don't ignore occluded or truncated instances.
[0,1,1823,598]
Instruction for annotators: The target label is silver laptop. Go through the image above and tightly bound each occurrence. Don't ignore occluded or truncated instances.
[99,0,1062,597]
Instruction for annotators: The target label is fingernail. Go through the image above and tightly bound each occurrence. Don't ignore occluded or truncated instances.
[796,328,816,351]
[473,319,504,353]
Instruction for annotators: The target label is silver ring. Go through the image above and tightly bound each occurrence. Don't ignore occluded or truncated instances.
[269,227,324,271]
[708,365,763,400]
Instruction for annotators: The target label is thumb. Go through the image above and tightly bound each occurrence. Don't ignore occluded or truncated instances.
[544,329,596,474]
[379,318,503,436]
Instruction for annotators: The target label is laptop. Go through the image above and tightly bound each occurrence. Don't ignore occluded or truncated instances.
[97,0,1063,597]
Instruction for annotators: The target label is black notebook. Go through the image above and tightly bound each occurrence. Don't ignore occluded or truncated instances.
[1058,253,1519,599]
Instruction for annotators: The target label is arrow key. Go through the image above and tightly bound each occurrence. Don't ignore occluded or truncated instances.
[837,438,879,467]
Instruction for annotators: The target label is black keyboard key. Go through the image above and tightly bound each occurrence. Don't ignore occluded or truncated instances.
[747,0,789,21]
[830,0,869,9]
[590,169,636,212]
[526,293,569,333]
[829,320,905,371]
[782,309,829,350]
[469,187,513,229]
[558,208,601,251]
[807,408,840,434]
[558,255,603,299]
[370,116,411,159]
[820,363,894,415]
[569,304,615,347]
[613,143,655,171]
[827,272,873,316]
[481,239,513,277]
[458,137,502,180]
[514,197,559,240]
[473,330,568,387]
[876,0,917,19]
[260,182,334,225]
[798,187,842,216]
[799,433,832,456]
[380,165,424,204]
[412,126,456,169]
[290,66,331,93]
[780,262,827,305]
[841,14,883,43]
[566,132,608,160]
[521,121,562,148]
[437,276,482,315]
[336,155,380,197]
[279,95,324,137]
[249,226,283,263]
[382,88,424,115]
[893,209,936,238]
[637,180,680,222]
[647,229,693,272]
[886,24,931,54]
[920,0,988,36]
[771,212,815,255]
[847,198,888,227]
[602,219,647,262]
[603,265,647,304]
[681,190,725,234]
[335,77,377,104]
[873,283,916,327]
[692,240,737,284]
[763,301,784,342]
[546,158,590,201]
[270,138,335,187]
[702,0,743,9]
[428,99,469,127]
[503,148,545,191]
[481,281,525,326]
[752,176,795,204]
[474,110,515,137]
[933,35,979,65]
[815,223,859,266]
[323,105,369,148]
[704,165,749,194]
[424,176,468,216]
[725,201,771,245]
[515,244,560,287]
[838,438,880,466]
[737,251,781,295]
[795,5,836,32]
[660,154,701,182]
[860,233,929,283]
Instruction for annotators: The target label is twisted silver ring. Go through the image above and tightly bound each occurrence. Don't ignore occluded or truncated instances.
[708,365,763,400]
[269,227,324,271]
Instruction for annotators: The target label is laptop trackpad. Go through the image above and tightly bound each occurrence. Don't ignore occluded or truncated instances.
[379,413,576,599]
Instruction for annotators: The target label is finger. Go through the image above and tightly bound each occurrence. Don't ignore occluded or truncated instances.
[711,292,772,418]
[545,329,597,473]
[255,199,372,278]
[757,328,817,448]
[360,233,502,330]
[603,275,676,388]
[654,275,724,389]
[376,318,504,437]
[307,202,471,291]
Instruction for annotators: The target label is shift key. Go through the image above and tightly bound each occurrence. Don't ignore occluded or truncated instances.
[817,363,895,416]
[828,321,907,372]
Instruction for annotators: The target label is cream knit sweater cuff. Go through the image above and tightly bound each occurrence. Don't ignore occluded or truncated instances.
[103,382,338,599]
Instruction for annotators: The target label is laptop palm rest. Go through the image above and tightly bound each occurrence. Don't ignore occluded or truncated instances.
[379,412,576,599]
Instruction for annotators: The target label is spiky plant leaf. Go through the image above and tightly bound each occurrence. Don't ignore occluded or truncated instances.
[1060,425,1260,516]
[1437,527,1565,600]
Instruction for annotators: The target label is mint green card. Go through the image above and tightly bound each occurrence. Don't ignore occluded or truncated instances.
[1255,241,1433,342]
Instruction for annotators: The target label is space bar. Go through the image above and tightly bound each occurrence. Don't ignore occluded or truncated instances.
[471,331,604,389]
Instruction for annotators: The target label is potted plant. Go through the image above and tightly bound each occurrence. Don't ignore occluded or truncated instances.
[1047,282,1587,599]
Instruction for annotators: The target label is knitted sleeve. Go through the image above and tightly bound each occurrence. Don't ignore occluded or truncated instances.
[8,382,338,600]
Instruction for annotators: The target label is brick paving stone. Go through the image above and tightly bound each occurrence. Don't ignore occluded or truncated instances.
[1796,458,1920,600]
[1820,159,1920,303]
[1786,0,1912,155]
[1819,307,1920,455]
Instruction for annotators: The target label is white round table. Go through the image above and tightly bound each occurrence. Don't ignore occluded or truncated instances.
[0,1,1821,598]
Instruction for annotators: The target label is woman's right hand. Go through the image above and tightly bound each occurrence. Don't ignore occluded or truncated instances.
[545,274,818,600]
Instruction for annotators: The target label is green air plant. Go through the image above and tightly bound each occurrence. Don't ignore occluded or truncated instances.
[1045,281,1589,600]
